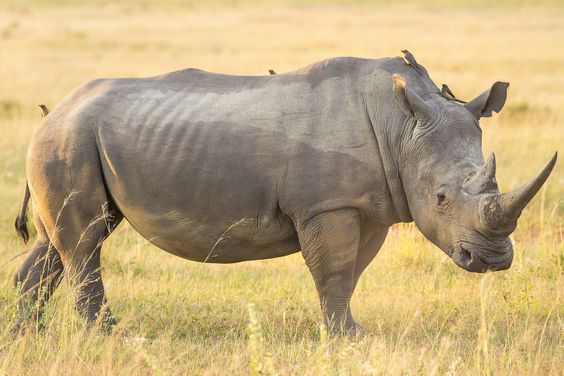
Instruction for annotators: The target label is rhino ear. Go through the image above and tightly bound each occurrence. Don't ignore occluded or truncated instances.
[465,81,509,119]
[392,74,434,120]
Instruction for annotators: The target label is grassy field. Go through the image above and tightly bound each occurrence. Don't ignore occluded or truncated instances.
[0,1,563,375]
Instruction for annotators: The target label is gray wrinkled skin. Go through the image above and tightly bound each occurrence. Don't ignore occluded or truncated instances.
[12,54,556,334]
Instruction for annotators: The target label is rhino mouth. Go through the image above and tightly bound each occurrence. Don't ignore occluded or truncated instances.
[453,242,513,273]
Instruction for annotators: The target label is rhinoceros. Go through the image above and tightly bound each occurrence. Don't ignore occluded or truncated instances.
[13,51,556,334]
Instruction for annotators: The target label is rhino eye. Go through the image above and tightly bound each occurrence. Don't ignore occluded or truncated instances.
[436,192,447,205]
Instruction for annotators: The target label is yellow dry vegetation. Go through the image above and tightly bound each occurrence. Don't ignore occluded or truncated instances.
[0,1,562,375]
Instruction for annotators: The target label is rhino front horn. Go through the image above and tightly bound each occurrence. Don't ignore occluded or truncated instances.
[480,152,557,235]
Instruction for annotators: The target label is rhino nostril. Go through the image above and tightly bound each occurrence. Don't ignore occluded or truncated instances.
[460,246,472,267]
[458,241,513,272]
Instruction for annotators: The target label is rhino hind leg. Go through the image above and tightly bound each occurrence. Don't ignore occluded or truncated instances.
[12,237,63,334]
[27,136,123,330]
[50,194,122,330]
[72,240,117,330]
[296,209,362,334]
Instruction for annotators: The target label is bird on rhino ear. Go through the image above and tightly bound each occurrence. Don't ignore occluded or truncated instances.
[464,81,509,119]
[391,74,434,121]
[392,74,509,122]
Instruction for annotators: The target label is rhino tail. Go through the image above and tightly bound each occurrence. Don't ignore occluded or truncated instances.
[15,181,30,244]
[14,105,47,244]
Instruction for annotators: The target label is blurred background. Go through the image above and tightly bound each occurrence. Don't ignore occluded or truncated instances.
[0,1,562,374]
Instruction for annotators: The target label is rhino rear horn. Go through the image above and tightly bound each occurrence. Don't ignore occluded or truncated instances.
[464,153,498,194]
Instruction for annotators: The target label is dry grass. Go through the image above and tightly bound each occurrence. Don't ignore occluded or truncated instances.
[0,1,562,375]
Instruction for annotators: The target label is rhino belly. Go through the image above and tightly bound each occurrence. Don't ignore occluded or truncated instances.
[117,203,301,263]
[102,168,301,262]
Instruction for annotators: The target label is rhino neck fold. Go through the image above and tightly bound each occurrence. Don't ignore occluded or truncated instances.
[366,110,413,223]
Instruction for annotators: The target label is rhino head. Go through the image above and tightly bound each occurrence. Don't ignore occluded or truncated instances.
[392,74,557,273]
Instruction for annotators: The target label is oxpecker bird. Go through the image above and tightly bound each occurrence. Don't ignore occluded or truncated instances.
[38,104,50,118]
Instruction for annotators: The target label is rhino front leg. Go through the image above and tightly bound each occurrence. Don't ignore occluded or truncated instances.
[297,209,361,334]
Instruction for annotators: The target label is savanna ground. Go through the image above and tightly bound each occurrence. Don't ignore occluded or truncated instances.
[0,0,563,374]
